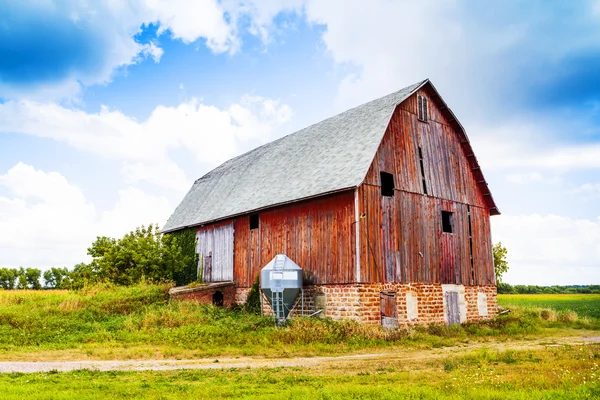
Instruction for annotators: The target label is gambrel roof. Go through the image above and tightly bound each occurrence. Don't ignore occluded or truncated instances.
[163,79,498,233]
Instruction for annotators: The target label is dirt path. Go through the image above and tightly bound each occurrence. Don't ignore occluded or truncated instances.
[1,336,598,374]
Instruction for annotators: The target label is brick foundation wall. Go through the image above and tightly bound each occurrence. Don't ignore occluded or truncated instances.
[171,284,236,307]
[245,283,497,326]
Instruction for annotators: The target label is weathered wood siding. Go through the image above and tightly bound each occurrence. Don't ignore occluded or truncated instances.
[234,191,356,288]
[196,221,234,282]
[358,89,495,285]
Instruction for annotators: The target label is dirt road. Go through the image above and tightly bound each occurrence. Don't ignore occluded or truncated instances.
[1,336,598,374]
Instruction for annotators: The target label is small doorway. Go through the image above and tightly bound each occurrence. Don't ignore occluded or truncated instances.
[212,291,224,307]
[380,292,398,330]
[445,291,460,324]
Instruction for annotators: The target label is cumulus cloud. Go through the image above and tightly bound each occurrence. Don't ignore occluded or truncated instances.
[0,163,172,269]
[0,95,292,190]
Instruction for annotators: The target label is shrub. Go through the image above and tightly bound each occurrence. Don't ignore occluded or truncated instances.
[244,275,261,314]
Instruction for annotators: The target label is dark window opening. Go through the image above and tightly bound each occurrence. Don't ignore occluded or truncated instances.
[418,94,428,122]
[442,211,453,233]
[380,171,395,197]
[212,291,224,306]
[418,146,428,195]
[250,214,259,230]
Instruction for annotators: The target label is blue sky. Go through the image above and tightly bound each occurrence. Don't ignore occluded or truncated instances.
[1,0,599,285]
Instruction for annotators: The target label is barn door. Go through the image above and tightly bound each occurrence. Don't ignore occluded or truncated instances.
[197,223,234,282]
[380,292,398,330]
[445,291,460,325]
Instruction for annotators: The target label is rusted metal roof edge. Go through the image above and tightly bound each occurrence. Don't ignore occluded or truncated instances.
[161,186,357,234]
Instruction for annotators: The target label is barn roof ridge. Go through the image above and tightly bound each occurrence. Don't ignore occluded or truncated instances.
[163,79,497,233]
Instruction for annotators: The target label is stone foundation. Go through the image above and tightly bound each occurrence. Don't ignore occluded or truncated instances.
[239,283,497,326]
[170,282,236,307]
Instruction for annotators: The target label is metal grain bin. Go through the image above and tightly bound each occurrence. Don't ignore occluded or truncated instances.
[260,254,303,324]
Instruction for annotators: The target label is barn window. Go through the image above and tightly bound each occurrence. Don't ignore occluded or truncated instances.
[417,94,428,122]
[250,214,259,230]
[442,211,453,233]
[380,171,395,197]
[418,146,428,195]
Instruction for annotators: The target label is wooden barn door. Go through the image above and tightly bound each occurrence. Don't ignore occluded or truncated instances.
[445,291,460,325]
[197,223,234,282]
[380,292,398,330]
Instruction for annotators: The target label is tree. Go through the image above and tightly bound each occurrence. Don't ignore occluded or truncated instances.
[86,224,186,286]
[16,268,28,289]
[24,268,42,289]
[0,268,18,290]
[43,267,71,289]
[67,263,98,290]
[493,242,509,284]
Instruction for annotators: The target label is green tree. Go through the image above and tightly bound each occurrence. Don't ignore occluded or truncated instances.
[493,242,509,284]
[0,268,18,289]
[168,228,199,286]
[67,263,98,290]
[24,268,42,289]
[43,267,71,289]
[86,224,186,286]
[16,268,28,289]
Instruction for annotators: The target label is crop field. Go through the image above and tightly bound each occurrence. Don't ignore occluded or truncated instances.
[498,294,600,320]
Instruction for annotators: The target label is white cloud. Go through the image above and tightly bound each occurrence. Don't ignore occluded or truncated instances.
[0,163,171,269]
[0,96,292,189]
[571,183,600,200]
[140,41,164,63]
[506,172,544,185]
[492,214,600,285]
[0,1,302,99]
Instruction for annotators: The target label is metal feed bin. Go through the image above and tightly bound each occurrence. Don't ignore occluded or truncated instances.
[260,254,303,325]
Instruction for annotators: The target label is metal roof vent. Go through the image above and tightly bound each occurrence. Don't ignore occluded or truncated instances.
[260,254,303,325]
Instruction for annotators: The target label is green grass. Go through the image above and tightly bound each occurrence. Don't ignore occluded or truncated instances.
[1,345,599,399]
[499,294,600,320]
[0,285,599,361]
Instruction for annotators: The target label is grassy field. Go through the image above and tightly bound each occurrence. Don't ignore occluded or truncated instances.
[1,286,600,399]
[0,285,598,361]
[1,345,598,399]
[499,294,600,320]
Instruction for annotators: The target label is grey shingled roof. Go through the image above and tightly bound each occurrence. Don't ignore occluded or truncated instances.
[162,80,426,233]
[162,79,498,233]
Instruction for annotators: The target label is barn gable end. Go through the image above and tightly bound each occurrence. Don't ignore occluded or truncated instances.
[357,86,495,286]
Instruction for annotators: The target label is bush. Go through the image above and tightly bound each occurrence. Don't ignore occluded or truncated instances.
[244,275,261,314]
[82,224,186,287]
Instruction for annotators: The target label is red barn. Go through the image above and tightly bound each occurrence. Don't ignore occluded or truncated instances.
[163,79,500,326]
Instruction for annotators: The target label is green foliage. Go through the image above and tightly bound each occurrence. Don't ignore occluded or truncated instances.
[24,268,42,290]
[68,262,99,290]
[244,275,261,314]
[493,242,509,283]
[0,268,18,289]
[0,267,43,290]
[85,224,186,286]
[43,267,71,289]
[168,227,199,286]
[497,284,600,295]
